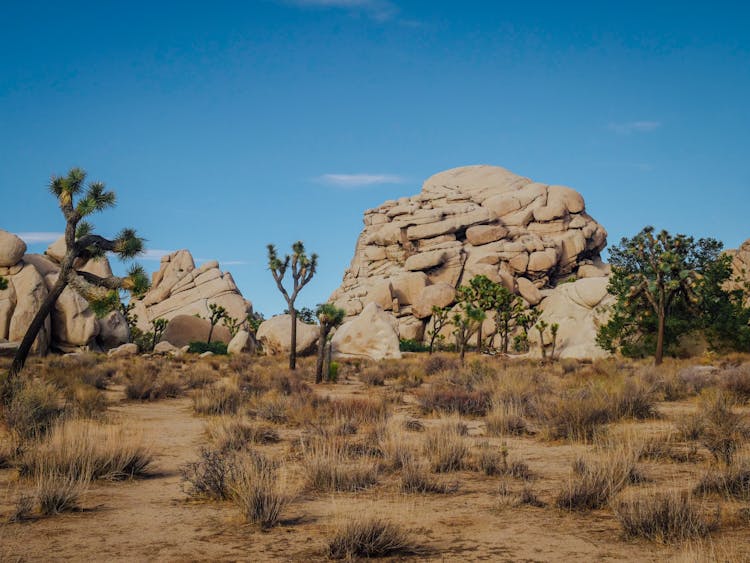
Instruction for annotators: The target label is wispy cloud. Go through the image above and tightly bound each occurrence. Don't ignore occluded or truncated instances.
[140,249,174,261]
[287,0,398,21]
[218,260,248,266]
[316,173,406,188]
[16,231,63,244]
[608,121,662,134]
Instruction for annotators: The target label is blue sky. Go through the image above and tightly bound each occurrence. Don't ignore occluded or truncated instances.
[1,1,749,316]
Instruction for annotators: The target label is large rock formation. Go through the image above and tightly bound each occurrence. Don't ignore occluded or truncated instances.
[329,165,609,357]
[161,314,232,347]
[0,233,253,356]
[131,250,252,333]
[727,239,750,300]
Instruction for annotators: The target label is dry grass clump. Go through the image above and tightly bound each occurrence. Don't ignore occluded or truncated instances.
[327,397,390,425]
[400,460,459,494]
[474,443,532,479]
[556,445,640,511]
[18,419,152,481]
[694,459,750,500]
[34,466,89,516]
[229,453,286,528]
[698,391,748,465]
[497,478,545,508]
[423,425,468,472]
[69,384,107,419]
[184,364,218,389]
[485,403,528,436]
[377,426,415,470]
[327,516,420,560]
[301,436,379,492]
[125,371,184,401]
[612,490,718,543]
[678,366,720,395]
[416,386,491,417]
[424,354,458,376]
[537,385,612,442]
[3,378,66,440]
[207,418,280,451]
[639,435,702,464]
[192,382,242,416]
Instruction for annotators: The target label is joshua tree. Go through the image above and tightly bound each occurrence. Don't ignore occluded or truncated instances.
[550,322,560,360]
[535,320,549,360]
[267,241,318,370]
[150,318,168,351]
[451,303,485,365]
[315,303,345,384]
[0,276,8,291]
[427,305,450,354]
[493,287,524,354]
[8,168,147,381]
[222,315,243,338]
[206,303,228,344]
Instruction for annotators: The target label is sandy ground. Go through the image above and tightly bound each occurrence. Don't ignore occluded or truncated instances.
[1,375,748,562]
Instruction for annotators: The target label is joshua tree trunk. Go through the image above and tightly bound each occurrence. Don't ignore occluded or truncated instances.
[9,257,73,380]
[289,306,298,370]
[655,305,665,366]
[315,325,332,383]
[476,323,483,354]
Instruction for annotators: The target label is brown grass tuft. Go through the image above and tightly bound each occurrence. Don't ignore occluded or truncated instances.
[327,517,420,559]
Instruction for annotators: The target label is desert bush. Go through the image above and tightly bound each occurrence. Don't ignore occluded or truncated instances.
[378,426,415,470]
[640,435,702,464]
[694,460,750,500]
[559,358,580,375]
[424,354,458,376]
[327,517,419,559]
[3,378,66,440]
[556,446,639,511]
[125,370,184,401]
[612,378,658,419]
[69,384,107,419]
[207,418,280,451]
[613,490,718,543]
[699,391,748,465]
[423,425,468,472]
[638,366,688,401]
[400,461,458,494]
[517,484,546,507]
[403,419,425,432]
[301,437,378,491]
[359,369,385,387]
[416,386,491,417]
[678,366,720,394]
[490,368,549,415]
[677,413,706,441]
[188,341,228,355]
[250,391,291,424]
[181,447,237,500]
[229,453,286,528]
[485,403,527,436]
[721,364,750,403]
[19,420,152,481]
[192,383,242,416]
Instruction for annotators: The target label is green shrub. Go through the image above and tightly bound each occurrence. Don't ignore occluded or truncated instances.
[188,341,228,355]
[399,339,429,353]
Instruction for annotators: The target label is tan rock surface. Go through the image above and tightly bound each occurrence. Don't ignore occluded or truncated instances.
[331,303,401,361]
[256,315,319,356]
[162,314,232,348]
[0,230,27,267]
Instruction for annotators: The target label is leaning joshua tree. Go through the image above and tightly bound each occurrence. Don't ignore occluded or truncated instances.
[8,167,148,380]
[267,241,318,370]
[315,303,345,384]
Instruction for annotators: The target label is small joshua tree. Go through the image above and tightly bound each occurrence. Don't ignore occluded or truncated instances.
[206,303,228,344]
[9,167,148,381]
[0,276,8,291]
[535,320,549,360]
[550,322,560,360]
[427,305,449,354]
[534,320,559,361]
[315,303,346,384]
[150,318,168,351]
[222,315,243,338]
[267,241,318,370]
[452,304,485,365]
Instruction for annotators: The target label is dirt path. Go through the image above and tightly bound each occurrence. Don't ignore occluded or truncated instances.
[1,398,260,562]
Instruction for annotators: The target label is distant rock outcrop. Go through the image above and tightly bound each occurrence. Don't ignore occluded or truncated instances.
[329,165,609,357]
[131,250,252,333]
[727,239,750,300]
[0,233,253,356]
